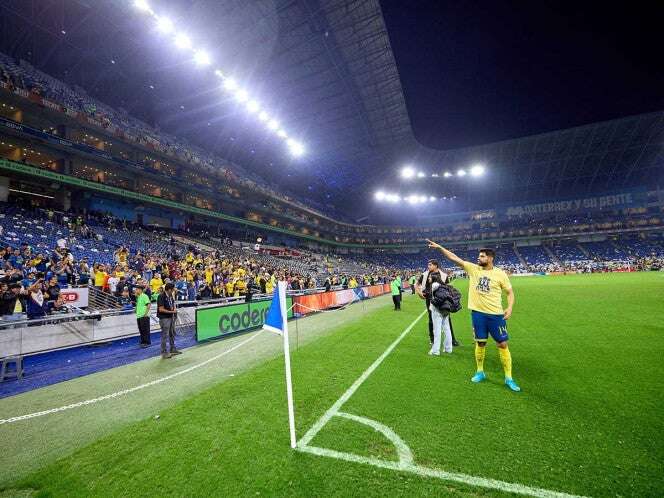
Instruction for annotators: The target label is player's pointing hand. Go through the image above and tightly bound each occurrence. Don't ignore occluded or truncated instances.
[426,239,442,250]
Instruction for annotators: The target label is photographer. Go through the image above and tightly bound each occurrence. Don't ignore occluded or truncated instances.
[157,282,181,359]
[415,259,459,349]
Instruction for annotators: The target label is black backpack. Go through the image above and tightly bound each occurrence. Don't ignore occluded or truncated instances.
[431,283,463,314]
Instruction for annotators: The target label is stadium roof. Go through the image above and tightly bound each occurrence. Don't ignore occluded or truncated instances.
[1,0,663,220]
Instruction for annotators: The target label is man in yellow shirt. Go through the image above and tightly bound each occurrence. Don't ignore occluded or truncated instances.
[427,239,520,392]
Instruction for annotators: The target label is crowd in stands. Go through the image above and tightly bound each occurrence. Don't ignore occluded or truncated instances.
[0,203,397,321]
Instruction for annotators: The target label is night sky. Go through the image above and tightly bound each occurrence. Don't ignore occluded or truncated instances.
[381,0,664,150]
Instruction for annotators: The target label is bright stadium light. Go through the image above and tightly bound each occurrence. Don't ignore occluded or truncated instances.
[174,33,192,50]
[457,169,467,177]
[258,111,269,122]
[401,166,415,179]
[246,100,260,113]
[417,171,426,178]
[431,173,439,178]
[134,0,151,12]
[406,195,417,205]
[193,50,211,66]
[443,171,452,178]
[429,196,436,202]
[235,88,249,103]
[287,140,305,157]
[386,194,400,203]
[375,191,386,201]
[155,16,174,34]
[276,129,288,139]
[223,77,237,91]
[419,195,428,203]
[470,164,486,176]
[268,119,280,131]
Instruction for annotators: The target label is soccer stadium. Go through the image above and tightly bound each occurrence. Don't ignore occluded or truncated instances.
[0,1,662,496]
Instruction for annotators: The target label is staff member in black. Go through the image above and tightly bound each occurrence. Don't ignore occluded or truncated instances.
[157,282,181,359]
[415,259,459,347]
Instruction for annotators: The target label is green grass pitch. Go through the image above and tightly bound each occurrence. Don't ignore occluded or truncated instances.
[1,272,663,497]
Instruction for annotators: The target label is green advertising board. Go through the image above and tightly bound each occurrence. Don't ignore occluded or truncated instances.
[196,297,293,341]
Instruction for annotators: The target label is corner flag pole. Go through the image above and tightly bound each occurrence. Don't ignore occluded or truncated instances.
[279,281,297,448]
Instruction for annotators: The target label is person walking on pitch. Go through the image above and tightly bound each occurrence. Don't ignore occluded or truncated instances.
[426,240,521,392]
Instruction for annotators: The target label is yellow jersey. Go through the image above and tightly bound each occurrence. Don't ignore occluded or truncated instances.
[150,277,163,294]
[462,261,511,315]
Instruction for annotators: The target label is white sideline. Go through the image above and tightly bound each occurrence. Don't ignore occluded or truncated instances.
[296,310,587,498]
[0,331,262,425]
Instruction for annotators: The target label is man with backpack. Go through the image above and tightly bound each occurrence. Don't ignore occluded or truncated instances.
[415,260,459,351]
[415,260,458,355]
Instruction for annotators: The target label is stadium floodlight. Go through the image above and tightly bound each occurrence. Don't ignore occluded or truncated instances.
[214,69,223,78]
[457,169,467,177]
[406,195,417,205]
[246,100,260,113]
[375,191,386,201]
[134,0,151,12]
[419,195,428,203]
[268,119,280,131]
[429,196,436,202]
[156,16,174,34]
[258,111,269,122]
[443,171,452,178]
[277,129,288,139]
[174,33,192,50]
[223,77,237,91]
[287,140,305,157]
[193,50,211,66]
[470,164,485,176]
[401,166,415,179]
[235,88,249,103]
[431,173,439,178]
[417,171,426,178]
[386,194,400,203]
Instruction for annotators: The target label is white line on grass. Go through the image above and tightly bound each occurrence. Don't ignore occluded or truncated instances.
[0,331,262,425]
[298,310,427,447]
[299,445,585,498]
[296,310,587,498]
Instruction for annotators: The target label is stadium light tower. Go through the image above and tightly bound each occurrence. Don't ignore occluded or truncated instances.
[457,169,467,177]
[174,33,192,50]
[401,166,415,179]
[470,164,486,176]
[287,140,305,157]
[223,77,237,91]
[443,171,452,178]
[134,0,151,12]
[155,16,174,34]
[246,100,260,113]
[235,89,249,103]
[193,50,211,66]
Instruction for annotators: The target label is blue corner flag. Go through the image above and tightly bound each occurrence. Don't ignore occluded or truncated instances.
[262,281,297,448]
[263,281,286,335]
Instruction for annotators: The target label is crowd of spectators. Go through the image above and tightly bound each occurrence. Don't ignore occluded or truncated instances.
[0,203,399,321]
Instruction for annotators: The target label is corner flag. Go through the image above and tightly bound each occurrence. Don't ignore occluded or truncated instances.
[263,281,297,448]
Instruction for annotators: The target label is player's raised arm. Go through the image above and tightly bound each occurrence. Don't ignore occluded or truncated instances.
[426,239,466,267]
